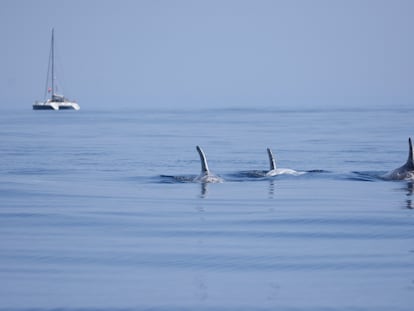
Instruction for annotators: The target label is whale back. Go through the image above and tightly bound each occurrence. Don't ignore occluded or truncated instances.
[196,145,209,174]
[267,148,277,171]
[382,137,414,180]
[194,146,223,183]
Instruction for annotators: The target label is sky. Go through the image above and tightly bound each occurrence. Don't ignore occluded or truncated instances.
[1,0,413,110]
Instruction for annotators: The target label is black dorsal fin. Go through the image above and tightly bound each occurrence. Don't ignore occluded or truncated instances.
[196,146,209,173]
[407,137,414,168]
[267,148,277,171]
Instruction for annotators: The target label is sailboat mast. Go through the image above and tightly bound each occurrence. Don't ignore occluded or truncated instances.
[51,28,54,97]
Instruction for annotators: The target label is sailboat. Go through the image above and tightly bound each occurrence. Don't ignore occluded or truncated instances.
[33,29,80,110]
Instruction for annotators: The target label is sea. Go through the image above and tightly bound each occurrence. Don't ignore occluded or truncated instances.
[0,106,413,311]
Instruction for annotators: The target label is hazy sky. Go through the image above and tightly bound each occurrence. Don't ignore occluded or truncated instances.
[1,0,413,110]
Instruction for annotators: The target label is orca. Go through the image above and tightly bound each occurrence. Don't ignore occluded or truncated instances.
[383,137,414,180]
[265,148,302,176]
[194,146,223,183]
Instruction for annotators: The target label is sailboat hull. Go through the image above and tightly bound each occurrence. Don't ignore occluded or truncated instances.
[33,105,56,110]
[33,101,59,110]
[57,102,80,110]
[33,101,79,111]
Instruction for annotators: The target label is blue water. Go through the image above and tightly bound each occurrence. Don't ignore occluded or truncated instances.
[0,107,413,310]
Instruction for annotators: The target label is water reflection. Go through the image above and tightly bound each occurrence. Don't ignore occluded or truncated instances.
[405,182,413,209]
[266,281,280,301]
[194,198,208,302]
[193,274,208,301]
[268,179,276,199]
[199,182,208,198]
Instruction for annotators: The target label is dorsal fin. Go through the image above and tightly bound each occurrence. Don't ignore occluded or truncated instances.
[267,148,277,171]
[407,137,414,168]
[196,146,209,173]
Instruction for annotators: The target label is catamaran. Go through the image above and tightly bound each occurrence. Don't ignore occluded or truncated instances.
[33,29,80,110]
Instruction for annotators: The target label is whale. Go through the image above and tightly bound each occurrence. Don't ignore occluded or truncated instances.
[382,137,414,181]
[194,146,223,183]
[265,148,303,176]
[236,148,304,178]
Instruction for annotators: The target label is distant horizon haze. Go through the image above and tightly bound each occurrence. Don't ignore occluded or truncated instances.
[1,0,413,110]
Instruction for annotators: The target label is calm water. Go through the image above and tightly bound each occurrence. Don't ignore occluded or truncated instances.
[0,106,413,310]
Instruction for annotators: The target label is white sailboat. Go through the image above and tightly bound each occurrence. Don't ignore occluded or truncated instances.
[33,29,80,111]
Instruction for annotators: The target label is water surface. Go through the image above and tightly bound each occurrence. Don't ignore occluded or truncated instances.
[0,107,413,310]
